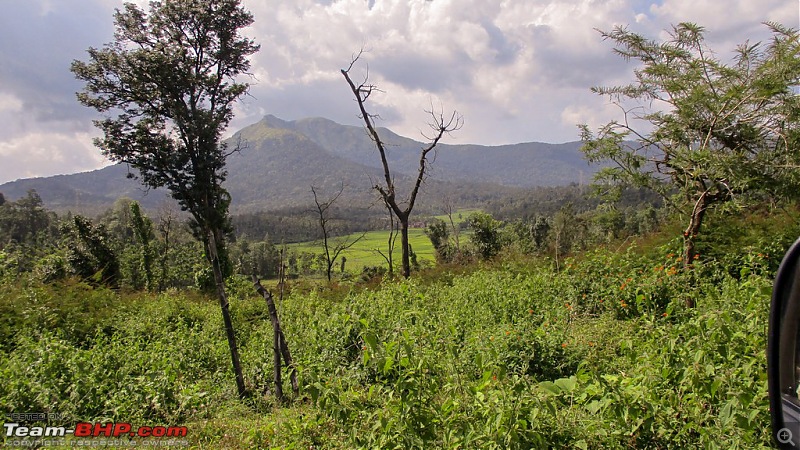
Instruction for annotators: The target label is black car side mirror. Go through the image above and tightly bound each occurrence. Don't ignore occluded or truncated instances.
[769,237,800,448]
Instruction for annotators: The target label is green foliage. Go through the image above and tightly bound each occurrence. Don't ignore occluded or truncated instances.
[468,212,505,259]
[61,215,120,287]
[34,252,68,283]
[0,190,60,277]
[71,0,259,303]
[425,218,455,263]
[0,245,776,448]
[0,189,56,250]
[107,200,160,291]
[0,208,792,448]
[582,22,800,264]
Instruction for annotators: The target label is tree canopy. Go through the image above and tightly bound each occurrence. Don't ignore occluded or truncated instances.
[71,0,259,238]
[581,22,800,265]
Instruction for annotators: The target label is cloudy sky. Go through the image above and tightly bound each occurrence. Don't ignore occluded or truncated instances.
[0,0,796,184]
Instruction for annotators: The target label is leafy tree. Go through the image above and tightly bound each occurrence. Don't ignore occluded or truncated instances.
[230,238,280,279]
[581,22,800,266]
[61,215,120,287]
[0,190,55,249]
[467,212,504,260]
[129,201,156,290]
[425,218,452,262]
[99,197,136,247]
[341,52,463,278]
[532,216,551,251]
[71,0,259,397]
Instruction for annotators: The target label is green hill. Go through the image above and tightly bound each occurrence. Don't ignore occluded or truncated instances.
[0,115,600,215]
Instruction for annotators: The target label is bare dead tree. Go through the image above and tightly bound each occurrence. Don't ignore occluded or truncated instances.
[253,277,298,402]
[311,183,367,281]
[341,52,463,278]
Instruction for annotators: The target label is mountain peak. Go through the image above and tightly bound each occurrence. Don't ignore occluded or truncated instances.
[260,114,292,129]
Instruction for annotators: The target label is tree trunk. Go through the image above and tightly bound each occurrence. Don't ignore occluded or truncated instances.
[207,229,246,398]
[253,278,298,400]
[271,323,283,402]
[682,194,709,268]
[323,231,332,282]
[400,220,410,278]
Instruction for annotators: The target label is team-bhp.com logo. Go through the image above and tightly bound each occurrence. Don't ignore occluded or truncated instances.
[5,422,187,438]
[4,421,188,447]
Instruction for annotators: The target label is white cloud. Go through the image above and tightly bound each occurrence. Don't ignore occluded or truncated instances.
[1,0,797,183]
[237,0,656,144]
[0,131,109,183]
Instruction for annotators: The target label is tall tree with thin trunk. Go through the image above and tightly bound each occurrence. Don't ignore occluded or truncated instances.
[71,0,259,398]
[341,53,462,278]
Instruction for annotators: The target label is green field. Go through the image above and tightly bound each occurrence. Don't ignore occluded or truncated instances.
[286,227,436,271]
[284,209,480,273]
[430,208,480,225]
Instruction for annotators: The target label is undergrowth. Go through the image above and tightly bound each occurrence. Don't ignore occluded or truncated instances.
[0,214,790,448]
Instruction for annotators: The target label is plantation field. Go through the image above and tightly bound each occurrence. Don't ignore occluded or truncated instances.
[0,232,787,448]
[284,209,480,273]
[430,208,480,225]
[286,228,437,271]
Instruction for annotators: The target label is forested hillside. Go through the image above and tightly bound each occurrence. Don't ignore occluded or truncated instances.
[0,115,597,216]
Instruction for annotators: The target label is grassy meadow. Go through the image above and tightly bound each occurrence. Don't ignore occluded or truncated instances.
[284,209,478,273]
[286,228,436,271]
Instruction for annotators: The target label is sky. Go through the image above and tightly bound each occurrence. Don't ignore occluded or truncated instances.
[0,0,797,184]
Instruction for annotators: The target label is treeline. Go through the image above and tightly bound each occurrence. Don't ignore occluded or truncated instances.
[484,184,663,221]
[0,191,286,290]
[427,202,666,268]
[228,184,659,245]
[231,205,385,243]
[0,185,667,288]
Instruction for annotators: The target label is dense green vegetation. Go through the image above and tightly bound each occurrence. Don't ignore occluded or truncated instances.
[1,208,795,448]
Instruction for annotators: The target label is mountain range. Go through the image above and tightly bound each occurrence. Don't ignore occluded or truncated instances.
[0,115,599,215]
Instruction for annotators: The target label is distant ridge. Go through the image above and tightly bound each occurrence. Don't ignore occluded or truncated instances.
[0,115,599,215]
